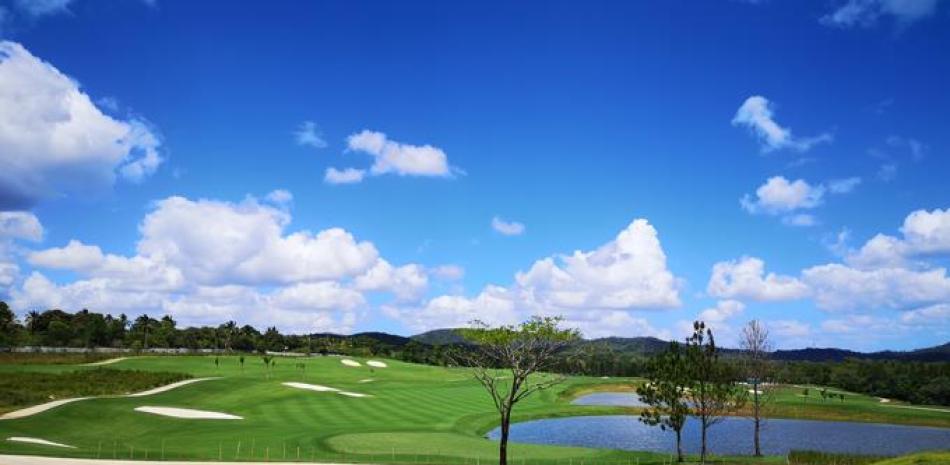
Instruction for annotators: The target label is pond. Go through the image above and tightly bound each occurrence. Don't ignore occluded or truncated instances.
[572,392,649,408]
[488,414,950,456]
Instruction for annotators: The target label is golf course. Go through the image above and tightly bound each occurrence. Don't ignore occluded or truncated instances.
[0,355,947,464]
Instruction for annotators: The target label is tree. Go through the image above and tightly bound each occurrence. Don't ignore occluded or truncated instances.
[637,341,690,462]
[685,321,745,464]
[740,319,772,457]
[0,301,21,348]
[456,316,579,465]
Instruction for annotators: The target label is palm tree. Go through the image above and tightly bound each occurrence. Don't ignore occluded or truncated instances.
[26,310,41,335]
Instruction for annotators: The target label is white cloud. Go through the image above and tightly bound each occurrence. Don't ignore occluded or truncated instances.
[515,219,681,311]
[353,260,428,302]
[265,189,293,205]
[698,299,746,323]
[431,264,465,281]
[346,130,452,177]
[821,0,942,28]
[900,303,950,325]
[294,121,327,149]
[491,216,525,236]
[0,211,43,241]
[827,177,862,194]
[741,176,825,214]
[708,256,809,302]
[732,96,832,153]
[324,167,366,185]
[16,193,425,333]
[803,263,950,311]
[0,41,163,209]
[846,208,950,268]
[741,176,860,226]
[389,219,682,333]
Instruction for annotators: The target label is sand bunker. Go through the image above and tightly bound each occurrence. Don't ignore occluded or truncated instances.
[358,378,374,383]
[82,357,129,366]
[341,359,362,367]
[1,378,219,421]
[129,378,219,397]
[748,389,764,395]
[283,382,339,392]
[6,437,75,448]
[134,406,242,420]
[337,391,371,398]
[366,360,387,368]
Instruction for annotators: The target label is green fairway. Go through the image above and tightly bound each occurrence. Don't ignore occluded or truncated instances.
[0,355,943,464]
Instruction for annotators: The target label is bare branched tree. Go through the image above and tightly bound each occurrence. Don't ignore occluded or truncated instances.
[741,319,773,457]
[455,316,579,465]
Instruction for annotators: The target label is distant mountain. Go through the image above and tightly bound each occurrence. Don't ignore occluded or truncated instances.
[411,328,467,345]
[410,329,949,362]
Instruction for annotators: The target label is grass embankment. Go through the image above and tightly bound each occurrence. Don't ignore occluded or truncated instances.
[869,451,950,465]
[0,368,192,415]
[0,355,781,464]
[787,451,950,465]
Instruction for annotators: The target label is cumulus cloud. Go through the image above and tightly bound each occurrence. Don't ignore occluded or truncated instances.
[846,208,950,268]
[708,256,809,302]
[13,0,72,17]
[324,167,365,185]
[491,216,525,236]
[390,219,682,334]
[294,121,327,149]
[803,263,950,311]
[0,211,43,241]
[431,264,465,281]
[0,41,163,209]
[741,176,860,226]
[265,189,293,205]
[900,303,950,325]
[821,0,942,28]
[346,130,453,177]
[15,193,426,333]
[732,96,832,153]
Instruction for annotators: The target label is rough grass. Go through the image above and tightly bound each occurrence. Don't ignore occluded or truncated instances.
[0,368,191,414]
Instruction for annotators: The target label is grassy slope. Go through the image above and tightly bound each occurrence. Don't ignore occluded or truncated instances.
[0,355,944,464]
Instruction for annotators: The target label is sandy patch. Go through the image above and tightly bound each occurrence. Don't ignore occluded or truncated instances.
[366,360,387,368]
[134,406,242,420]
[358,378,374,383]
[880,404,950,413]
[82,357,129,366]
[129,378,219,397]
[282,382,339,392]
[337,391,371,398]
[341,359,362,367]
[6,437,75,448]
[879,397,891,403]
[0,378,219,421]
[0,398,90,420]
[748,389,763,395]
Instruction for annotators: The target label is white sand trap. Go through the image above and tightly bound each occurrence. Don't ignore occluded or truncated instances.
[366,360,387,368]
[337,391,371,398]
[82,357,130,366]
[341,359,362,367]
[129,378,219,397]
[748,389,764,395]
[1,377,219,421]
[282,382,340,392]
[358,378,374,383]
[134,406,242,420]
[0,398,90,420]
[880,397,891,403]
[7,437,75,448]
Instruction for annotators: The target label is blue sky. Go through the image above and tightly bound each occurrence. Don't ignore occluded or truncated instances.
[0,0,948,350]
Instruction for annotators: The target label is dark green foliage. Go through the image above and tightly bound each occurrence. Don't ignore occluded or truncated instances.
[0,368,190,414]
[637,341,690,462]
